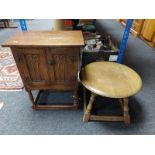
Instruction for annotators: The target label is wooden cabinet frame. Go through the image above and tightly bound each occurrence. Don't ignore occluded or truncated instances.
[3,31,84,110]
[11,46,81,110]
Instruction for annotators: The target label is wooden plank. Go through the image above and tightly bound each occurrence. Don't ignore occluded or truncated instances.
[122,98,130,124]
[90,115,124,121]
[32,104,75,110]
[2,31,84,47]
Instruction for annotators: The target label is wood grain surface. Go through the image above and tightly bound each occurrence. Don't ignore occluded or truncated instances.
[80,61,142,98]
[2,31,84,47]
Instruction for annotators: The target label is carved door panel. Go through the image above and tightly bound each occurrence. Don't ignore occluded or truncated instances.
[12,47,49,88]
[46,47,79,86]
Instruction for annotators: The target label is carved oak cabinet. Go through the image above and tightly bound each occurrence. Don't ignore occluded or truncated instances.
[3,31,84,110]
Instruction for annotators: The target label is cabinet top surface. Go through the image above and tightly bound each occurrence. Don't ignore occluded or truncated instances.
[2,31,84,47]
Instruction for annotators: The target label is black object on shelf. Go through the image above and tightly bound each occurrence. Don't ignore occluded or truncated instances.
[81,32,118,67]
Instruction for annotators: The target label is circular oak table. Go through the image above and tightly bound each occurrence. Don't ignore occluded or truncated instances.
[79,61,142,124]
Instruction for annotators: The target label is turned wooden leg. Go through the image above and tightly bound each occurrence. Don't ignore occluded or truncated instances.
[27,90,36,109]
[122,98,130,124]
[73,89,79,110]
[83,92,96,122]
[83,88,87,112]
[118,98,123,109]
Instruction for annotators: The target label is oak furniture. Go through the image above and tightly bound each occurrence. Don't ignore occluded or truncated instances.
[3,31,84,110]
[140,19,155,48]
[120,19,145,37]
[79,61,142,124]
[119,19,155,48]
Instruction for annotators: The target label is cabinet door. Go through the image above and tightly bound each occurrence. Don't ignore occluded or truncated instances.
[12,47,49,88]
[46,47,79,87]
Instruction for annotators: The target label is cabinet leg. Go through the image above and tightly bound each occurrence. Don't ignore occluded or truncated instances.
[27,90,36,109]
[73,90,79,110]
[83,93,96,122]
[122,98,130,124]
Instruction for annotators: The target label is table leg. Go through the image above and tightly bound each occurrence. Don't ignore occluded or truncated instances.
[122,98,130,124]
[83,92,96,122]
[118,98,123,109]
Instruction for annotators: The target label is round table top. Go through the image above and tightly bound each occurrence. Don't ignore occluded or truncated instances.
[79,61,142,98]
